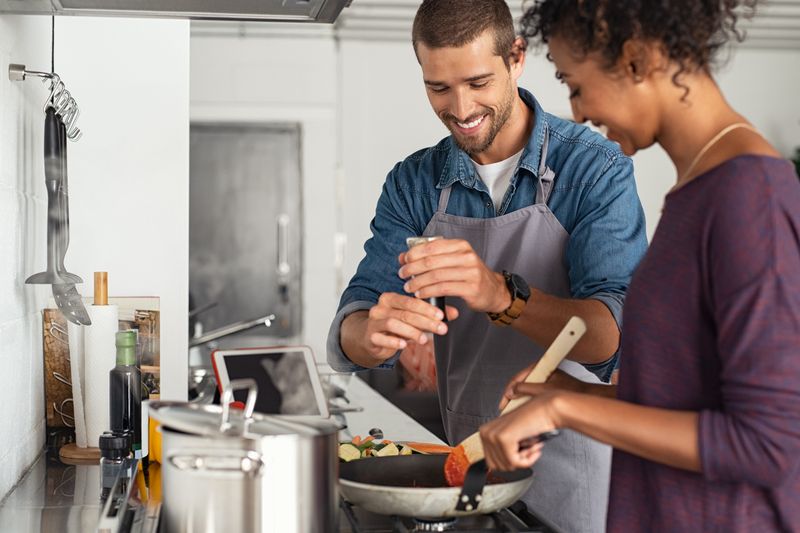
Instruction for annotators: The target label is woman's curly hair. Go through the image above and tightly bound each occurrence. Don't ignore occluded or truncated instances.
[520,0,759,89]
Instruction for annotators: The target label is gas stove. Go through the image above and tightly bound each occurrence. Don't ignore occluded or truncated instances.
[339,499,559,533]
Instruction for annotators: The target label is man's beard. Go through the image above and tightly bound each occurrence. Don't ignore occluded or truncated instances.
[444,87,515,156]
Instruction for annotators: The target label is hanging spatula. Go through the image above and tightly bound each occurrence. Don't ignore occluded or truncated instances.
[445,316,587,489]
[26,107,77,285]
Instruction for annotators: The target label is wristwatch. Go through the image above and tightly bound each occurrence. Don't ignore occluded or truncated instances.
[487,271,530,326]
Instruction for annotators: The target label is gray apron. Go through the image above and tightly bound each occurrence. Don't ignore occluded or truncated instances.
[423,129,611,533]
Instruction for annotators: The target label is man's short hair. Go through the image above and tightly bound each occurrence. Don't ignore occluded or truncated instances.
[412,0,517,67]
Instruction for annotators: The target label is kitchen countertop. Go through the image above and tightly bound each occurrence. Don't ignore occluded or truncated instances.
[339,375,445,444]
[0,376,443,533]
[0,453,144,533]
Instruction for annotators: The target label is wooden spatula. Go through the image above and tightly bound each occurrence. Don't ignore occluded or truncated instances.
[444,316,587,486]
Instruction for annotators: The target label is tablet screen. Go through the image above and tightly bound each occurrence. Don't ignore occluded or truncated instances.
[222,350,322,416]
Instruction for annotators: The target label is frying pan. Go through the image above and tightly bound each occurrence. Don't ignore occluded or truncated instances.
[339,454,532,518]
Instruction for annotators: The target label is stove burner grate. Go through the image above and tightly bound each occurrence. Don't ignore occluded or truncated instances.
[411,517,458,531]
[339,499,558,533]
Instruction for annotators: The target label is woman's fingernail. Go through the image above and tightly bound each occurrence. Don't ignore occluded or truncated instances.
[403,283,411,292]
[398,340,407,349]
[437,324,447,334]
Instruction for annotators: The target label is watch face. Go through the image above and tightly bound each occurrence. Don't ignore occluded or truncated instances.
[511,273,531,300]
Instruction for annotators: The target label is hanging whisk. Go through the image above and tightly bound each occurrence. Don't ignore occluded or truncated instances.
[8,63,82,141]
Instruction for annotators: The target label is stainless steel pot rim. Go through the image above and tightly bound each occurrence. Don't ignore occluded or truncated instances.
[150,400,339,439]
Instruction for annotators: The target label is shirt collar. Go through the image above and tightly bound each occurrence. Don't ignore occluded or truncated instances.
[437,87,549,190]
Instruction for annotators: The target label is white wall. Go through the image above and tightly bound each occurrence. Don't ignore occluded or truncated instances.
[57,18,190,401]
[0,14,52,504]
[0,15,189,502]
[630,48,800,238]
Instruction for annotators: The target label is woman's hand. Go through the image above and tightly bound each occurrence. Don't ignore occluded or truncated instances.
[499,368,590,410]
[480,391,563,471]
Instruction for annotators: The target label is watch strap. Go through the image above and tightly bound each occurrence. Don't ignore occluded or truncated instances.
[488,271,528,326]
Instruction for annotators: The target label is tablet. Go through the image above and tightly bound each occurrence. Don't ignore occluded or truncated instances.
[212,346,329,419]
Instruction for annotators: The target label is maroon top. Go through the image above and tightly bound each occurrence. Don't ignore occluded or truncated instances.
[607,156,800,532]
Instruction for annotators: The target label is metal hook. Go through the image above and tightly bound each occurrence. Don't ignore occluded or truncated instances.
[53,398,75,428]
[64,104,82,140]
[59,99,75,126]
[9,65,82,140]
[54,90,72,116]
[53,467,76,498]
[42,74,64,111]
[53,87,71,115]
[53,94,82,140]
[53,371,72,388]
[48,319,70,345]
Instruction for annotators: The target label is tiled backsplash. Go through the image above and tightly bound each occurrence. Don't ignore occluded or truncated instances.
[0,15,52,502]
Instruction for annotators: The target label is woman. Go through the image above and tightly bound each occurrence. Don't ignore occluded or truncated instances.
[478,1,800,531]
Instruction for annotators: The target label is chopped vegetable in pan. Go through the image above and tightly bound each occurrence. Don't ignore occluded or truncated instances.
[338,435,414,461]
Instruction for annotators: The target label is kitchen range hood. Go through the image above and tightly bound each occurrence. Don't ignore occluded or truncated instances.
[0,0,351,22]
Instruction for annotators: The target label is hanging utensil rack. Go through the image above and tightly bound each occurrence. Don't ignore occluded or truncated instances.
[8,63,82,140]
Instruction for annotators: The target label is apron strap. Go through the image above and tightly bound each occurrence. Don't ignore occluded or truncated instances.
[536,126,555,205]
[536,167,556,205]
[436,185,453,214]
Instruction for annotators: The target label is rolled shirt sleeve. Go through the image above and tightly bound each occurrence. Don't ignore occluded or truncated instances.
[327,300,403,372]
[326,163,424,371]
[565,154,648,363]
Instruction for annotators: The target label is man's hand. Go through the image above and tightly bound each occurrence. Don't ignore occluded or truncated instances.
[398,238,510,313]
[341,292,459,367]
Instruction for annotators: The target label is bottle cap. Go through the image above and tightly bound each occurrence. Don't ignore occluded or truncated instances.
[99,431,130,460]
[115,330,138,365]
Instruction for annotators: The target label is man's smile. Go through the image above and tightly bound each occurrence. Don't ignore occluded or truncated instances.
[454,113,488,133]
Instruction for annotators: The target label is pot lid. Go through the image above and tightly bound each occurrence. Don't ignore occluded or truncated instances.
[149,400,338,439]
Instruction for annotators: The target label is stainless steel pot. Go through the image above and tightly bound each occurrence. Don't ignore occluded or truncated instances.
[150,379,339,533]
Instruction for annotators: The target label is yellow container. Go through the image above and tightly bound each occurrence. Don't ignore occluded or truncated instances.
[149,416,162,464]
[148,463,162,503]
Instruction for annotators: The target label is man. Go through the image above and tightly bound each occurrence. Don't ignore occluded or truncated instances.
[327,1,647,531]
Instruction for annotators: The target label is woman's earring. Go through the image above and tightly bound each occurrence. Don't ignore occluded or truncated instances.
[630,63,643,83]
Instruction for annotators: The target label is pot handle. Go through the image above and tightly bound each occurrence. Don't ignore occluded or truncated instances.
[170,452,264,476]
[220,378,258,432]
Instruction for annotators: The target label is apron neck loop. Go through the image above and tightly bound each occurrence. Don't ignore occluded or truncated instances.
[439,125,556,212]
[536,127,555,205]
[436,184,453,214]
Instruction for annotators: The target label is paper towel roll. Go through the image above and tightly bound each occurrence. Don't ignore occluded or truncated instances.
[68,322,88,448]
[83,304,119,448]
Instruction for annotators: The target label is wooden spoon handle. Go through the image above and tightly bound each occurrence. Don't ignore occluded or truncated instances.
[448,316,589,475]
[502,316,587,414]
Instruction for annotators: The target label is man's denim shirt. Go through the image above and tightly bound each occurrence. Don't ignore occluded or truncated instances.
[327,88,648,381]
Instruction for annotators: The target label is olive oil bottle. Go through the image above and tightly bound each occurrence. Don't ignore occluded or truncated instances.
[109,330,142,455]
